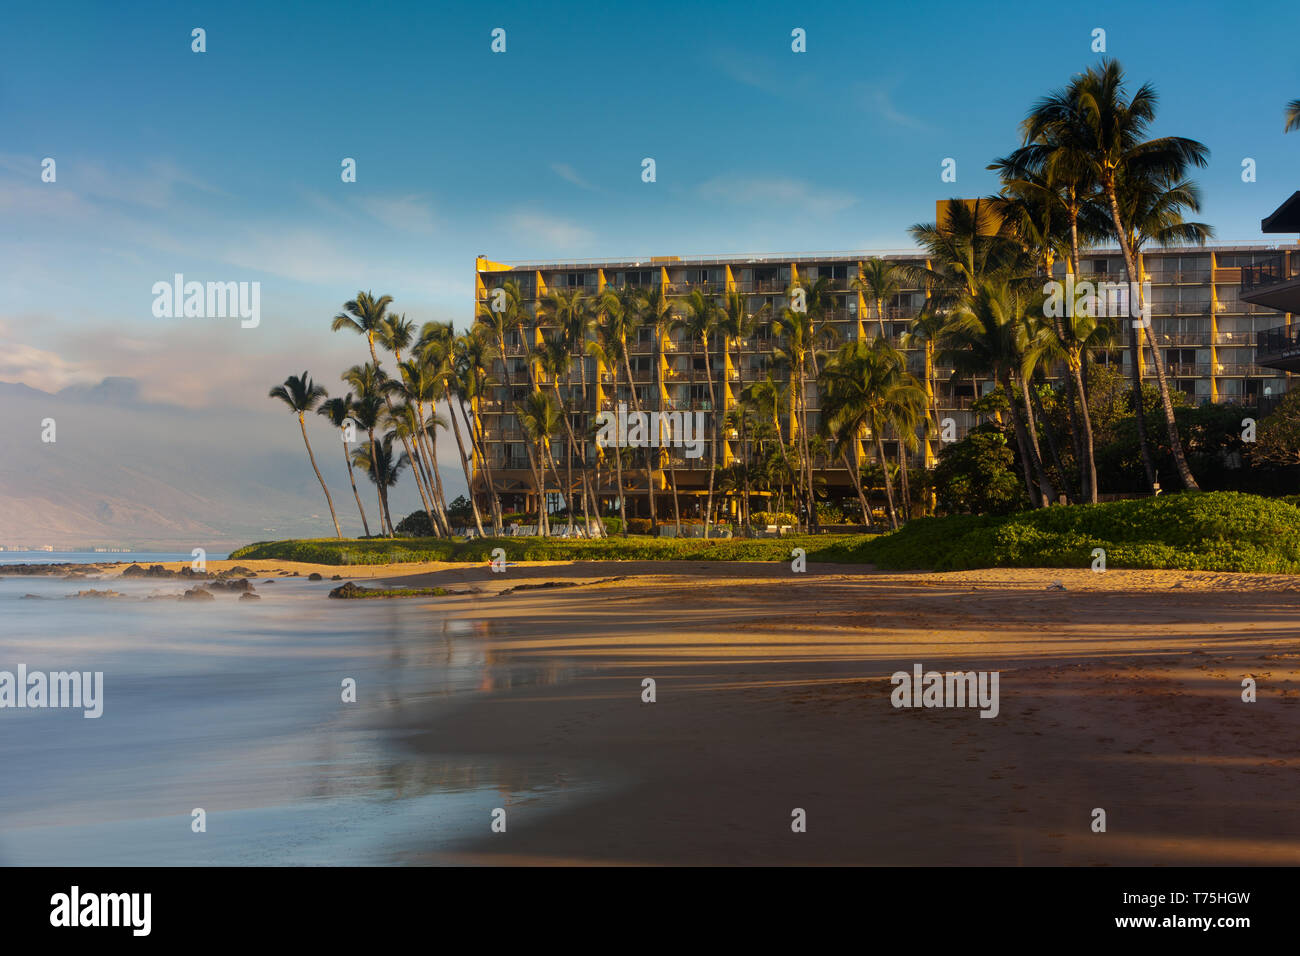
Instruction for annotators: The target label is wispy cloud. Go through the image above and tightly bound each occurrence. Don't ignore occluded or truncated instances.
[854,82,930,131]
[507,211,593,248]
[697,176,858,216]
[550,162,599,191]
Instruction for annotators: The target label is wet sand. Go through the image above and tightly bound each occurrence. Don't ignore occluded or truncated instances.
[364,560,1300,865]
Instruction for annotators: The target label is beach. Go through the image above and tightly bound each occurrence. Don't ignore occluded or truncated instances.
[3,558,1298,866]
[368,560,1300,865]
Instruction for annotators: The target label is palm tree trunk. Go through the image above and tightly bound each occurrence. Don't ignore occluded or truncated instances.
[1003,372,1044,507]
[298,413,341,538]
[1030,383,1071,503]
[897,440,911,522]
[445,396,486,537]
[841,444,874,529]
[873,427,898,530]
[1127,323,1159,491]
[701,333,718,540]
[1104,187,1198,490]
[1018,374,1057,503]
[366,428,389,535]
[656,343,682,537]
[622,353,656,526]
[341,437,371,537]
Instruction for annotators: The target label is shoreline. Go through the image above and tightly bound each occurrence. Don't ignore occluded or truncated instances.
[8,558,1299,864]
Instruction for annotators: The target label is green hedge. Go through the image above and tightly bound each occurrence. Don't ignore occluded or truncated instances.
[230,493,1300,574]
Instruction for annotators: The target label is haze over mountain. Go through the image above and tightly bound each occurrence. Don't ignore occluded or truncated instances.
[0,377,464,549]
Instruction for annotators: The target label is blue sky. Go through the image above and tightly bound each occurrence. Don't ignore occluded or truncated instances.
[3,0,1298,410]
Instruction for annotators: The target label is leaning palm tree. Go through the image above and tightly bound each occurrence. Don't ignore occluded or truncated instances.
[598,284,654,526]
[317,394,371,537]
[901,301,950,472]
[1286,99,1300,133]
[269,372,342,538]
[333,292,443,533]
[772,305,819,530]
[1035,60,1207,491]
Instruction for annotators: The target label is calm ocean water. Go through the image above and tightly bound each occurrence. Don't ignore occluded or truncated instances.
[0,570,596,865]
[0,551,234,566]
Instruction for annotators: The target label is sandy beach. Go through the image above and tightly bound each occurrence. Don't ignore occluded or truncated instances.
[348,560,1300,866]
[7,557,1298,866]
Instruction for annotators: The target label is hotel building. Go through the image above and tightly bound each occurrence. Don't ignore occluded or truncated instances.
[471,225,1296,518]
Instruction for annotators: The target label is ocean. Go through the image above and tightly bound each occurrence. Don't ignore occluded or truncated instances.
[0,568,596,865]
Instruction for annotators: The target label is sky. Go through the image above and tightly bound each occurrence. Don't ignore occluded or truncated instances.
[2,0,1298,538]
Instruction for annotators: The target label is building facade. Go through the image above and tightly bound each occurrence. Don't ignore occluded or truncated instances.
[471,241,1296,518]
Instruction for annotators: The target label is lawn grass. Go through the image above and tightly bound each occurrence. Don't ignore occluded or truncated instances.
[231,492,1300,574]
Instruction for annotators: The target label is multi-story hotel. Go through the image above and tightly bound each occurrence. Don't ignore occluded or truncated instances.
[471,219,1297,519]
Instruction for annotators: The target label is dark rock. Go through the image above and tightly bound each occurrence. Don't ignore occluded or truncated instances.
[181,587,215,601]
[328,581,365,599]
[121,564,146,577]
[21,593,45,599]
[69,589,125,599]
[207,578,253,592]
[308,572,322,581]
[331,575,342,581]
[239,592,261,601]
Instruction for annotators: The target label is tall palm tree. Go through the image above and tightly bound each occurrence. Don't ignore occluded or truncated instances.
[534,332,589,535]
[341,366,389,534]
[317,393,371,537]
[677,289,722,537]
[640,281,683,535]
[772,305,819,530]
[352,434,406,532]
[718,290,768,534]
[854,258,903,340]
[1035,60,1207,490]
[333,292,444,531]
[586,316,629,534]
[416,321,486,537]
[820,340,926,530]
[598,284,654,525]
[945,280,1057,506]
[901,301,950,472]
[453,327,504,535]
[269,372,342,538]
[517,390,565,535]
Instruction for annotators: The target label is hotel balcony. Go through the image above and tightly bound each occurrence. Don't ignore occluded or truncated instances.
[1256,325,1300,373]
[1240,254,1300,314]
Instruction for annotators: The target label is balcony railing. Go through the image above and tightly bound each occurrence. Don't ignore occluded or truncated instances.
[1240,256,1290,293]
[1257,325,1300,360]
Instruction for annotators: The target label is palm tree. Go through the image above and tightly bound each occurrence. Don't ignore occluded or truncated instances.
[598,284,654,525]
[772,305,819,530]
[417,322,486,537]
[518,390,565,534]
[317,393,371,537]
[854,258,903,340]
[586,316,629,534]
[1035,60,1207,490]
[269,372,342,538]
[820,340,926,530]
[534,332,583,535]
[341,367,389,534]
[640,281,683,535]
[1286,99,1300,133]
[718,290,769,534]
[901,301,950,471]
[333,292,444,532]
[677,289,722,537]
[352,434,406,532]
[453,327,504,535]
[945,281,1057,506]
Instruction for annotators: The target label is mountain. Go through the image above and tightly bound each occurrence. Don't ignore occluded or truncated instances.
[0,378,461,548]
